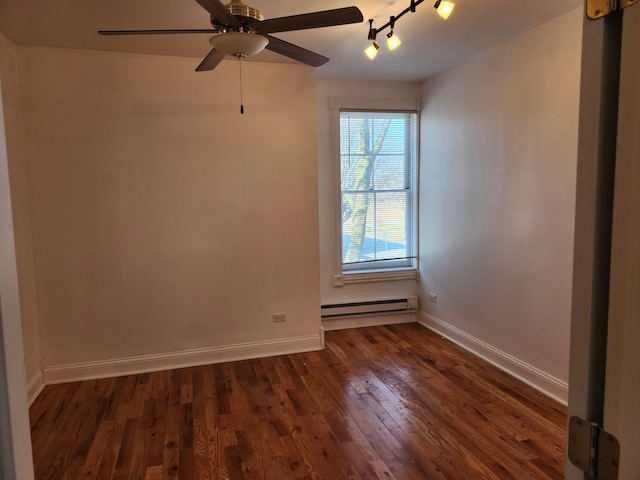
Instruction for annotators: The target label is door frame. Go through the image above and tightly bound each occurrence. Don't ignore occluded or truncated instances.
[566,3,640,479]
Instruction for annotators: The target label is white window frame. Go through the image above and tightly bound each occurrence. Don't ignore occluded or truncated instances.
[330,97,420,283]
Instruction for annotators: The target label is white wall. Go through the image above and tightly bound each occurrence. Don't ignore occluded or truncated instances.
[316,79,421,307]
[419,9,582,401]
[0,33,42,398]
[16,47,322,378]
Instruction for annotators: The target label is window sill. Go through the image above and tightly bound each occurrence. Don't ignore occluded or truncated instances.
[343,268,419,285]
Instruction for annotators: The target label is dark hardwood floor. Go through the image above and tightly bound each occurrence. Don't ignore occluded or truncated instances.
[29,323,567,479]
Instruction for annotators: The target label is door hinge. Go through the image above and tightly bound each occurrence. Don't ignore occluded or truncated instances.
[568,416,620,479]
[586,0,638,19]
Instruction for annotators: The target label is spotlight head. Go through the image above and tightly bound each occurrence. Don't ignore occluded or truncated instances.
[386,32,401,50]
[364,42,379,60]
[434,0,455,19]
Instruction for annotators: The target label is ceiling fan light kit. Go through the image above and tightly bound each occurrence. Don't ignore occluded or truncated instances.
[208,32,268,57]
[365,0,455,59]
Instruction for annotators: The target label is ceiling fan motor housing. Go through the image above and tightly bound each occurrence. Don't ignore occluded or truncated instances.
[211,0,263,29]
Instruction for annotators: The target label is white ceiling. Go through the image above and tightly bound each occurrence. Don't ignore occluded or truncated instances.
[0,0,582,82]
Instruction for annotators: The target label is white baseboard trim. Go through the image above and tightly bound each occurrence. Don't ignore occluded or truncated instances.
[418,311,568,405]
[26,369,45,405]
[322,312,416,331]
[43,334,323,385]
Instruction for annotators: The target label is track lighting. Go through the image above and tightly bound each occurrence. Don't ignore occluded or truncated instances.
[386,16,401,50]
[364,0,454,59]
[386,32,401,50]
[364,41,379,60]
[434,0,455,19]
[364,19,379,59]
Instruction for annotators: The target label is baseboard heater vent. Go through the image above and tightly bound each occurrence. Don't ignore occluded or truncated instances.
[321,297,417,319]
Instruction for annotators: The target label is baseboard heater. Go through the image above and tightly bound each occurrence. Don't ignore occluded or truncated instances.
[321,297,417,319]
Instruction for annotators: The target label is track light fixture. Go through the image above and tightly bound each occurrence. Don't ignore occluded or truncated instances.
[367,18,377,41]
[365,0,455,59]
[364,41,380,60]
[364,19,379,59]
[434,0,455,19]
[386,16,401,50]
[386,31,401,50]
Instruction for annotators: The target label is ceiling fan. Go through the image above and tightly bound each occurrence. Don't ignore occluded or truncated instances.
[98,0,364,72]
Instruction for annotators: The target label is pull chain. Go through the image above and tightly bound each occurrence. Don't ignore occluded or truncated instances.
[238,55,244,115]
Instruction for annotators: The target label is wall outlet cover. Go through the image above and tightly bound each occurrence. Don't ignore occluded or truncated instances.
[273,313,287,323]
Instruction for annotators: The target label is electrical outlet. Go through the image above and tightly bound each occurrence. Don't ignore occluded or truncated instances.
[428,292,437,303]
[332,274,345,287]
[272,312,287,323]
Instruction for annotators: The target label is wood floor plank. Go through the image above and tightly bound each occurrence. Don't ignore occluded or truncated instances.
[30,324,567,479]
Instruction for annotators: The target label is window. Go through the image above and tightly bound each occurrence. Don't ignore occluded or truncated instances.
[339,110,417,272]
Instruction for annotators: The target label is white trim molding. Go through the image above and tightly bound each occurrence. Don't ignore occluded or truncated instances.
[418,311,568,405]
[343,269,418,284]
[26,369,44,406]
[329,96,421,111]
[43,334,323,385]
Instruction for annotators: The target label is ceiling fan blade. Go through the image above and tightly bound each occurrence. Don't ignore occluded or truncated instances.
[250,6,363,34]
[195,0,241,27]
[195,48,226,71]
[264,35,329,67]
[98,29,217,35]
